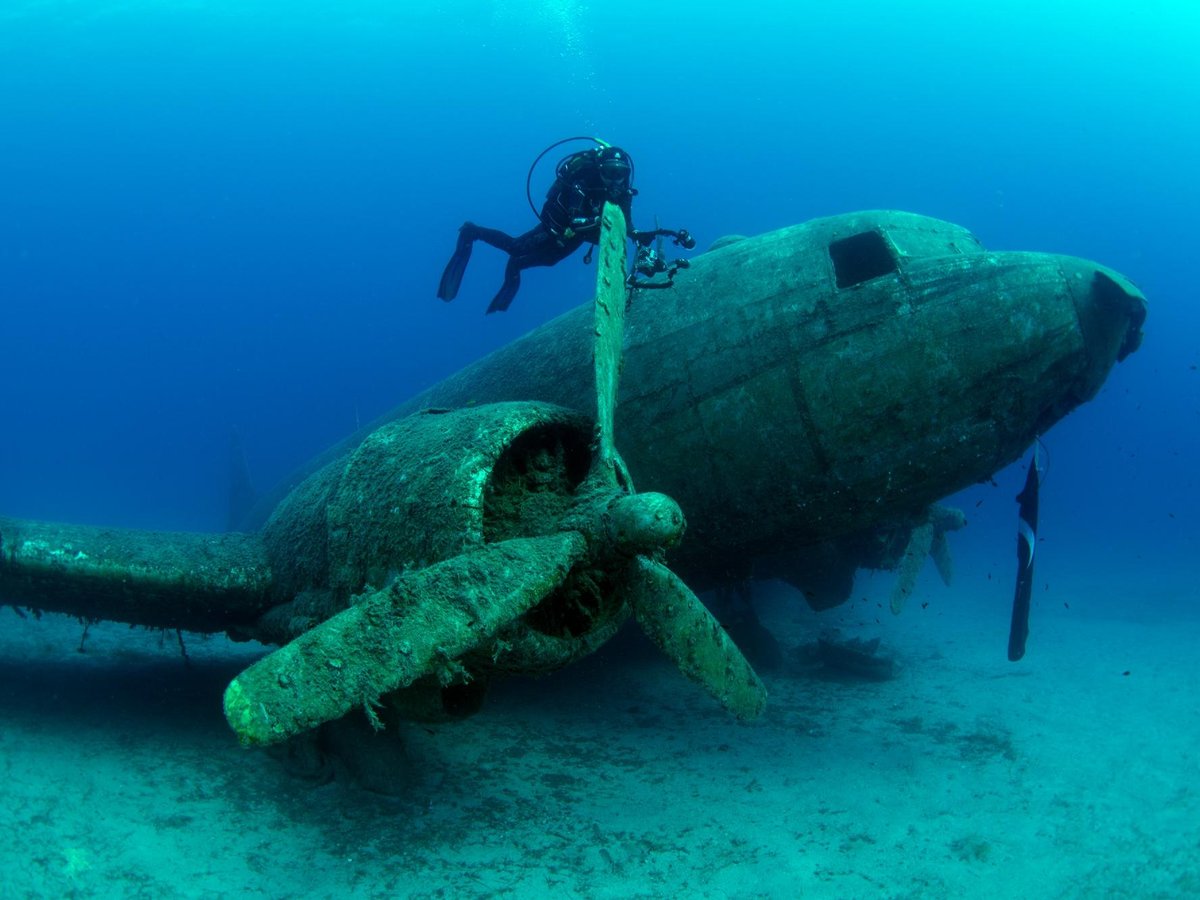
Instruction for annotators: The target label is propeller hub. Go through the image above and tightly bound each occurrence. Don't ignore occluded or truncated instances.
[606,492,686,553]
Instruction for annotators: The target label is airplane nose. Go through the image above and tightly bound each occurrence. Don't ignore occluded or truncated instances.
[1059,258,1147,400]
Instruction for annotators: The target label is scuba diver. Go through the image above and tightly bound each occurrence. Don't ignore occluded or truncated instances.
[437,137,695,313]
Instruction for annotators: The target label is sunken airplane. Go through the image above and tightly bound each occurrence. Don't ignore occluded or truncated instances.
[0,208,1146,747]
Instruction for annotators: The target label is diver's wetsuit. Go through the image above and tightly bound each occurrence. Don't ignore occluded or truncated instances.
[441,222,584,314]
[437,146,635,313]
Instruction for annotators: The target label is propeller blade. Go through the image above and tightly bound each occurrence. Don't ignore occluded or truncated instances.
[224,532,587,746]
[592,201,629,473]
[624,556,766,721]
[930,529,954,587]
[929,504,966,587]
[889,521,934,614]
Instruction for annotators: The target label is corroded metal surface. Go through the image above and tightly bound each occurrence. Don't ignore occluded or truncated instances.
[249,211,1146,592]
[0,517,272,631]
[0,208,1147,745]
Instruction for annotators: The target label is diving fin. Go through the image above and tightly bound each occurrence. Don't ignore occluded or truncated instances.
[437,224,475,302]
[486,273,520,314]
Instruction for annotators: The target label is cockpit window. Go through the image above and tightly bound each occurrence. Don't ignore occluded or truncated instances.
[829,231,899,288]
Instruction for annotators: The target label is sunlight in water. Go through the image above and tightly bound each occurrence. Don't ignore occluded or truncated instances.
[492,0,603,126]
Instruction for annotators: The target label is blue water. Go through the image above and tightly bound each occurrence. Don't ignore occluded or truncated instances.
[0,2,1197,894]
[2,1,1195,552]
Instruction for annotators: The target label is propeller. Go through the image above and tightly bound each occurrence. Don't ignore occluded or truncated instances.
[224,203,765,747]
[888,504,966,614]
[225,533,587,746]
[574,204,766,719]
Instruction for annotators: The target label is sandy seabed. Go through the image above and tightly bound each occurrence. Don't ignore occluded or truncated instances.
[2,570,1197,900]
